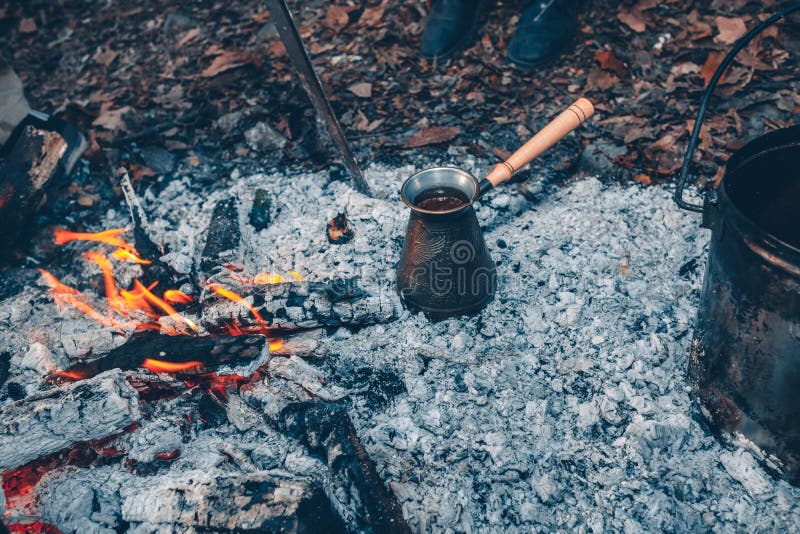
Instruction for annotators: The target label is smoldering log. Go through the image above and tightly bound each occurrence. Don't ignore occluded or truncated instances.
[120,471,346,533]
[0,125,67,251]
[200,196,241,279]
[0,369,140,471]
[279,401,411,534]
[199,279,399,331]
[63,330,267,378]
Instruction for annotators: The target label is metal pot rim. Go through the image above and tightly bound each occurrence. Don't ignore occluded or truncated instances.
[720,125,800,273]
[400,167,480,216]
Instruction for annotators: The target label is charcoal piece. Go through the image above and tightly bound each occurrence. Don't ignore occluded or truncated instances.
[0,351,9,388]
[0,369,141,471]
[249,188,273,230]
[139,146,175,174]
[327,212,354,244]
[117,167,186,288]
[278,402,411,534]
[199,279,398,332]
[62,331,267,379]
[200,196,241,277]
[120,471,346,533]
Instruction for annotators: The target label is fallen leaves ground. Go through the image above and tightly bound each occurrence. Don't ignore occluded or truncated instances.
[2,0,800,192]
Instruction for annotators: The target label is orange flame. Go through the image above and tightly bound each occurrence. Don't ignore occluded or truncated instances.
[85,251,119,303]
[252,271,303,284]
[111,248,151,264]
[164,289,193,305]
[142,358,203,373]
[55,228,136,252]
[268,339,283,351]
[210,284,267,332]
[122,280,197,333]
[38,269,124,329]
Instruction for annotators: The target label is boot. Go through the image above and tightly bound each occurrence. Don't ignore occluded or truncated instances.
[508,0,579,69]
[421,0,484,61]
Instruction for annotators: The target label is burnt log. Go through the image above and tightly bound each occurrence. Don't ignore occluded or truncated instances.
[198,279,399,332]
[0,125,67,253]
[279,402,411,534]
[120,471,346,533]
[63,330,267,378]
[240,373,409,533]
[0,369,140,471]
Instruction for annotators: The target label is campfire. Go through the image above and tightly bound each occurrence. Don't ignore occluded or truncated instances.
[4,160,796,532]
[4,0,800,530]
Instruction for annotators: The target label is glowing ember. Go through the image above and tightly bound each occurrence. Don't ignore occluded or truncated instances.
[53,369,89,381]
[253,272,284,284]
[252,270,304,284]
[269,339,283,352]
[142,358,203,374]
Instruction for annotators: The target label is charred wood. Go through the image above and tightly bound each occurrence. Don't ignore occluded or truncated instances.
[0,126,67,253]
[279,402,411,534]
[199,279,398,332]
[0,369,140,471]
[120,471,346,533]
[117,167,188,289]
[200,196,241,279]
[63,330,267,378]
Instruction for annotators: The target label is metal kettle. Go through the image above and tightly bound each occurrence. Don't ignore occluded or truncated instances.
[397,98,595,319]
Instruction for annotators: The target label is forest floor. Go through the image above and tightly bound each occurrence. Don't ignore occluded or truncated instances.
[2,0,800,206]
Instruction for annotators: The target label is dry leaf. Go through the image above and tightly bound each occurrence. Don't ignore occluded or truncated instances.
[633,173,651,186]
[201,51,250,77]
[77,193,100,207]
[348,82,372,98]
[595,50,626,75]
[405,126,461,148]
[701,51,727,85]
[671,62,701,77]
[92,103,131,131]
[19,17,37,33]
[617,8,647,33]
[177,28,201,48]
[253,11,271,23]
[93,47,118,67]
[359,4,385,27]
[586,69,619,91]
[324,5,351,32]
[715,16,747,44]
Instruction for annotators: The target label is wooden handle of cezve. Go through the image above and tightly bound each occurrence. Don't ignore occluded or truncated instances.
[484,98,595,188]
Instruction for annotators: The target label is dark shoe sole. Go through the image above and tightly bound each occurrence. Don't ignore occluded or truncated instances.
[507,32,576,71]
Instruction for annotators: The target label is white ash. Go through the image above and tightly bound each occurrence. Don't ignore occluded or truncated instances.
[2,160,800,532]
[0,369,140,471]
[142,164,800,531]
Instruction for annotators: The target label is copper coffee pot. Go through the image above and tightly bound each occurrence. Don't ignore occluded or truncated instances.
[397,98,595,319]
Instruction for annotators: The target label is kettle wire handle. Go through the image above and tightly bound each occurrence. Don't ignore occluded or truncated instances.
[674,3,800,212]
